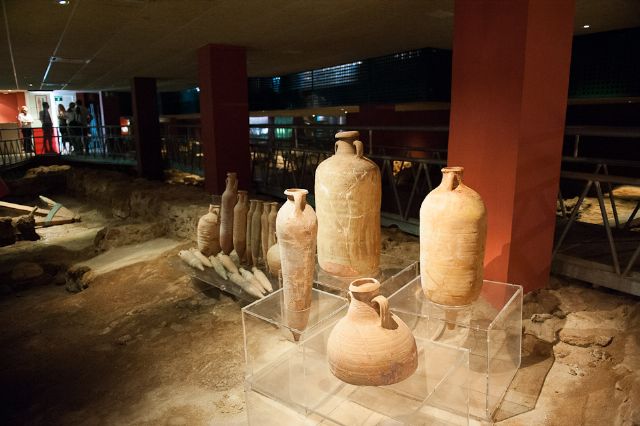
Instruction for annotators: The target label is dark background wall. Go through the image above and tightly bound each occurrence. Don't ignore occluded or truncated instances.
[104,27,639,119]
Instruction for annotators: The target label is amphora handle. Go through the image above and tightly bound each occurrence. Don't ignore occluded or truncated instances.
[285,188,308,217]
[372,295,394,330]
[354,140,364,158]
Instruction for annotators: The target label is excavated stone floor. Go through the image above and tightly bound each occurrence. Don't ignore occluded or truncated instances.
[0,167,638,425]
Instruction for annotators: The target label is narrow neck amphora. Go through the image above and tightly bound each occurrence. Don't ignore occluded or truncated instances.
[348,278,395,330]
[335,130,364,157]
[440,166,464,191]
[284,188,308,215]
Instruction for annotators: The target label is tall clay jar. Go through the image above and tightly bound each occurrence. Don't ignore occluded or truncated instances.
[251,201,263,266]
[277,189,317,339]
[220,172,238,254]
[315,131,381,277]
[197,204,221,256]
[261,203,269,264]
[267,202,278,249]
[246,200,257,265]
[233,190,249,261]
[420,167,487,306]
[327,278,418,386]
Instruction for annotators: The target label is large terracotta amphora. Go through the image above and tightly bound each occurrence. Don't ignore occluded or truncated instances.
[196,204,220,256]
[327,278,418,386]
[420,167,487,306]
[220,172,238,254]
[233,190,249,260]
[276,189,317,339]
[267,202,278,249]
[246,199,257,265]
[315,131,381,277]
[260,202,269,264]
[251,201,263,266]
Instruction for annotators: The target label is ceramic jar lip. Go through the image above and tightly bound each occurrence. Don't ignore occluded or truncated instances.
[284,188,309,198]
[227,172,237,178]
[335,130,359,140]
[441,166,464,175]
[349,277,381,294]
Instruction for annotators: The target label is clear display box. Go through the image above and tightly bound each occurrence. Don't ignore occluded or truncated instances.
[388,277,523,421]
[314,254,418,297]
[241,263,522,424]
[170,253,415,303]
[243,286,471,425]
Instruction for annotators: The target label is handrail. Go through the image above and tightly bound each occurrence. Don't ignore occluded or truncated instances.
[564,125,640,138]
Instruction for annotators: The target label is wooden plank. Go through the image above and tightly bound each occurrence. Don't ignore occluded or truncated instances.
[0,201,49,216]
[38,196,76,219]
[34,217,77,227]
[552,254,640,296]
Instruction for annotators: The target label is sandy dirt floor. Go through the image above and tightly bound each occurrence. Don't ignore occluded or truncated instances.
[0,188,638,425]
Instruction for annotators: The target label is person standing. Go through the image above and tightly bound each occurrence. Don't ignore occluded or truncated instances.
[17,106,33,154]
[57,103,68,153]
[76,100,90,153]
[66,102,81,154]
[39,102,54,153]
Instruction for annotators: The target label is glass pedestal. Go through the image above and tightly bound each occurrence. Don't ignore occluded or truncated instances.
[242,265,522,424]
[388,277,523,421]
[314,254,417,297]
[243,287,471,425]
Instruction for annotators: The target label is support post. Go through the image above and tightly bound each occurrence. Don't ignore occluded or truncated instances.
[131,77,163,180]
[198,44,251,194]
[447,0,575,292]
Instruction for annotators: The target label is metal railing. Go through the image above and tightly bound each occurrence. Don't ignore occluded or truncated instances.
[0,125,136,168]
[3,121,638,292]
[249,124,449,233]
[161,125,203,174]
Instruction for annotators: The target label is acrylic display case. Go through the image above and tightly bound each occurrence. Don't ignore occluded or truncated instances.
[388,277,523,421]
[170,253,416,304]
[243,285,471,425]
[314,254,418,297]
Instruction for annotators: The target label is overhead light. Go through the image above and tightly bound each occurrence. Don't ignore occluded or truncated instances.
[195,87,200,92]
[58,0,69,5]
[28,83,33,87]
[50,56,90,64]
[583,24,590,28]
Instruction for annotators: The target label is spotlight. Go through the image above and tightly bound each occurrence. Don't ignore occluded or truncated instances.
[583,24,590,28]
[58,0,69,5]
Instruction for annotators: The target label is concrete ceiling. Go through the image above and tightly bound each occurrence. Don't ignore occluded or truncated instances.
[0,0,638,92]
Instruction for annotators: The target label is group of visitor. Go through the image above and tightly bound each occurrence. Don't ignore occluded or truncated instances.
[17,100,92,155]
[58,101,91,154]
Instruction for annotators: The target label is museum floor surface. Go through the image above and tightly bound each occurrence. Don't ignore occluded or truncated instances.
[0,168,638,425]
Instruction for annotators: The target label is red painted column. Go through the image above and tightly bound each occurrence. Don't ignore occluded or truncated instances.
[198,44,250,194]
[131,77,163,180]
[447,0,575,292]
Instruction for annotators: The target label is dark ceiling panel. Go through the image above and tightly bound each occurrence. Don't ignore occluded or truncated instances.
[2,0,638,91]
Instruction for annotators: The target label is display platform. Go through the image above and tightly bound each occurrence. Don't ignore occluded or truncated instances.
[242,267,522,424]
[388,277,523,421]
[170,253,415,303]
[243,285,471,426]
